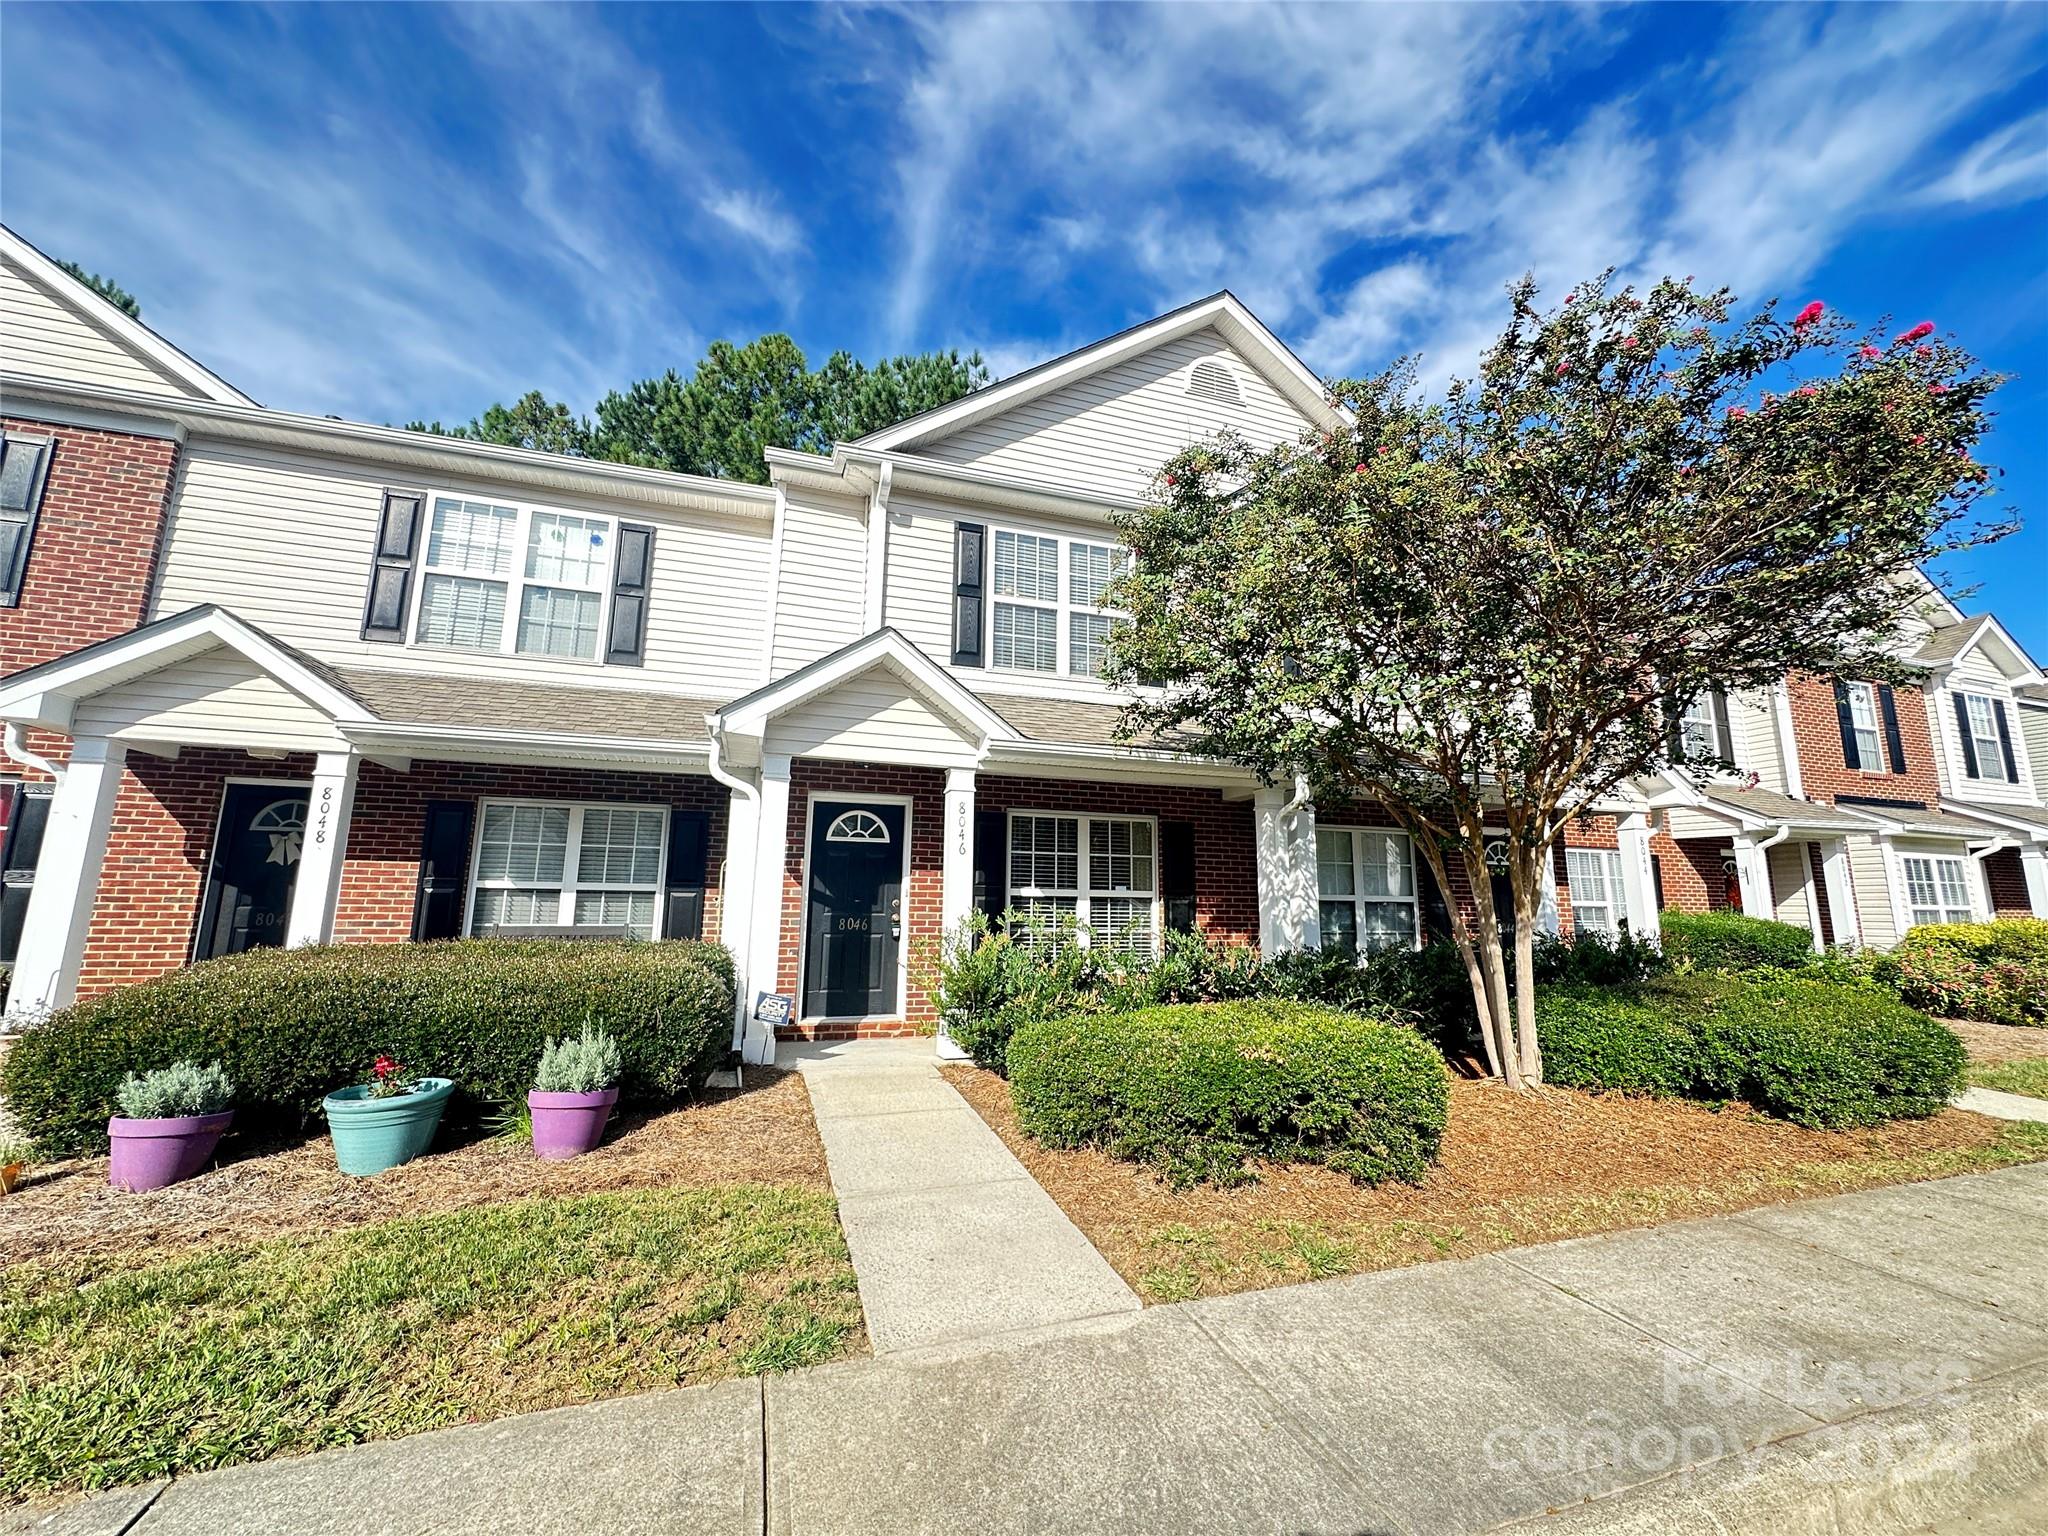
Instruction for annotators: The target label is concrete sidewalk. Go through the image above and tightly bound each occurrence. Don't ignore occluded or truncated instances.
[785,1038,1139,1354]
[16,1160,2045,1536]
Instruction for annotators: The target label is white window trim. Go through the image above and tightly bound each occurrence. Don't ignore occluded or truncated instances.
[1565,847,1624,937]
[1959,692,2010,783]
[1005,808,1161,956]
[1898,851,1978,928]
[409,492,618,663]
[1315,824,1424,956]
[1845,681,1885,773]
[798,791,915,1023]
[1677,691,1724,764]
[986,518,1133,681]
[463,797,669,939]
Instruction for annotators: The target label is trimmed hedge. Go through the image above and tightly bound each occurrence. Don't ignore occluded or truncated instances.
[1535,975,1964,1128]
[1006,1001,1449,1187]
[1883,919,2048,1027]
[1,939,735,1156]
[1659,910,1814,974]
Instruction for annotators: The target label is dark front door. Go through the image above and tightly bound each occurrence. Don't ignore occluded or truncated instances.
[804,800,905,1019]
[1,781,51,966]
[197,784,310,960]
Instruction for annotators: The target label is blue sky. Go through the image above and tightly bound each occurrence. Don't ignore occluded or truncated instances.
[4,3,2045,648]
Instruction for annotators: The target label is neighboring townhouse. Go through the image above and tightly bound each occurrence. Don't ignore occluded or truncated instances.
[0,221,2040,1065]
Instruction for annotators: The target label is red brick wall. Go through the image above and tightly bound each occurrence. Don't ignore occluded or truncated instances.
[1983,848,2034,919]
[1785,671,1941,807]
[1,416,179,677]
[70,750,729,999]
[1650,828,1724,914]
[1807,843,1838,944]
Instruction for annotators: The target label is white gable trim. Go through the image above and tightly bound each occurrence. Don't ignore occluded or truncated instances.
[1,224,256,406]
[854,292,1343,454]
[0,605,373,731]
[714,628,1021,748]
[1935,614,2045,686]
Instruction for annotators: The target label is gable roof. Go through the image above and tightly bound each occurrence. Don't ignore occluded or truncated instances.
[854,292,1344,454]
[0,224,255,407]
[713,627,1021,748]
[1911,612,2044,683]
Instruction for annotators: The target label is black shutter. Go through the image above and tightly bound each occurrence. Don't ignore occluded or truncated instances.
[952,522,986,667]
[361,489,426,642]
[1993,700,2019,783]
[1832,679,1861,770]
[1878,685,1907,775]
[662,807,710,940]
[972,808,1006,923]
[0,783,52,965]
[1418,856,1451,943]
[1161,821,1197,935]
[0,435,55,608]
[1711,685,1734,765]
[1953,693,1980,779]
[411,800,475,940]
[1663,699,1684,761]
[606,523,654,667]
[1649,854,1666,913]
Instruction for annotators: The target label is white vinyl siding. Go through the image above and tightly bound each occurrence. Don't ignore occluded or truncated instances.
[1936,649,2037,805]
[70,650,349,752]
[0,256,197,398]
[2022,703,2048,802]
[771,490,868,674]
[915,329,1312,502]
[1565,848,1624,936]
[152,442,772,698]
[1846,833,1899,949]
[468,800,666,939]
[1316,827,1421,955]
[1766,839,1817,930]
[765,674,979,769]
[1007,811,1158,956]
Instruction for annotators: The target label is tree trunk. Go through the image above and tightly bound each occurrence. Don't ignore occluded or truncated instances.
[1463,842,1522,1090]
[1506,842,1546,1087]
[1414,836,1502,1080]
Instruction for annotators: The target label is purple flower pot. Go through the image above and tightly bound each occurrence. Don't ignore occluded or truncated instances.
[529,1087,619,1160]
[108,1110,234,1192]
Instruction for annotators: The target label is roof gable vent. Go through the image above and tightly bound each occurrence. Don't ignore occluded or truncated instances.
[1185,359,1243,406]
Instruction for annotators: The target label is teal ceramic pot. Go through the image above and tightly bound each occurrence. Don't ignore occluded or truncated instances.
[323,1077,455,1175]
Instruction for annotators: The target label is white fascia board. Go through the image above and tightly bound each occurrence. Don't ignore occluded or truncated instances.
[0,224,256,406]
[1936,799,2048,843]
[0,372,778,522]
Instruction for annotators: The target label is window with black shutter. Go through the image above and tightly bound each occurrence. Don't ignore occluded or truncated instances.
[606,523,654,667]
[361,489,426,642]
[0,434,55,608]
[1877,684,1907,774]
[952,522,986,666]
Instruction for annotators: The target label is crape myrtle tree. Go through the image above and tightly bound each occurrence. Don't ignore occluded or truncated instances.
[1107,273,2007,1089]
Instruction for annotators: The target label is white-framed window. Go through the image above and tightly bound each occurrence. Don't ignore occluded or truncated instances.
[1846,681,1884,770]
[468,799,667,939]
[1315,827,1421,956]
[1006,810,1158,955]
[1902,855,1974,927]
[989,526,1132,679]
[413,494,614,661]
[1566,848,1624,937]
[1961,693,2009,782]
[1677,692,1723,763]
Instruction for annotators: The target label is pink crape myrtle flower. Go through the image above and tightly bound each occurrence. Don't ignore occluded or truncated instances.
[1726,405,1748,419]
[1858,345,1883,360]
[1897,321,1936,345]
[1793,301,1825,330]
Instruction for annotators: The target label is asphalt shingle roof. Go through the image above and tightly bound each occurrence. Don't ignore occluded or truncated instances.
[335,669,719,743]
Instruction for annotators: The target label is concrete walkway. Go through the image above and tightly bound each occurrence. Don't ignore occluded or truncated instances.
[16,1162,2045,1536]
[784,1038,1139,1353]
[1955,1085,2048,1124]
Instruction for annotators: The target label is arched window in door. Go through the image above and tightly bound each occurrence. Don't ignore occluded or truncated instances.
[825,809,891,844]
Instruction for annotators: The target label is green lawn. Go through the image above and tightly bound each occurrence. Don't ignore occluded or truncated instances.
[1969,1059,2048,1101]
[2,1185,861,1500]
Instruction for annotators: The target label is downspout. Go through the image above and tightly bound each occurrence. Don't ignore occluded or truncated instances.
[705,726,760,1054]
[3,723,61,781]
[1751,825,1792,854]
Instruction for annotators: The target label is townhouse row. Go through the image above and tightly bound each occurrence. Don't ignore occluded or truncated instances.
[1,223,2042,1062]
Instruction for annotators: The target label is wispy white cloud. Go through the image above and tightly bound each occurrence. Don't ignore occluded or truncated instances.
[1913,109,2048,209]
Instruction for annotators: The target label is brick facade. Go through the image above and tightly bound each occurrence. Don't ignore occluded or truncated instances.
[1983,848,2033,920]
[69,749,729,1000]
[1,416,179,677]
[1784,670,1942,807]
[1650,829,1726,915]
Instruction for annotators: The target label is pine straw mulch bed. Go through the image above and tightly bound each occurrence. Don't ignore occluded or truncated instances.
[942,1064,2048,1303]
[1,1067,829,1268]
[1944,1016,2048,1066]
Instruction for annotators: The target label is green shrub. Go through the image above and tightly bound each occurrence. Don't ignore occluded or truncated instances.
[115,1060,234,1120]
[1883,919,2048,1027]
[1534,985,1704,1097]
[2,940,734,1156]
[533,1023,624,1094]
[1005,1001,1449,1187]
[1661,909,1815,973]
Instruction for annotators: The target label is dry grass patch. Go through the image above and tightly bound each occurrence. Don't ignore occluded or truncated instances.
[2,1067,827,1266]
[943,1064,2048,1303]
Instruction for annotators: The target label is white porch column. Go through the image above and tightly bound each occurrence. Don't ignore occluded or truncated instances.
[740,754,792,1066]
[1819,838,1862,947]
[283,750,359,948]
[1615,812,1659,944]
[1731,835,1773,919]
[936,767,977,1061]
[1795,842,1826,952]
[5,736,126,1020]
[1537,848,1562,937]
[1254,784,1320,954]
[2021,844,2048,919]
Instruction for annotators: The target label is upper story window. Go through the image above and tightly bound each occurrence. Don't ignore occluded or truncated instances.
[1316,827,1420,955]
[1844,681,1883,769]
[989,528,1132,679]
[413,495,613,661]
[1960,693,2010,782]
[1677,692,1724,763]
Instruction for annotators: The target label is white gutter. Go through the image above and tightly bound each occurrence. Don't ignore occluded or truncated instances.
[704,728,760,1054]
[3,722,61,779]
[1749,825,1793,853]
